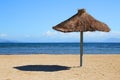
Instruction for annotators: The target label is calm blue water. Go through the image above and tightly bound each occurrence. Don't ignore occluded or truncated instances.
[0,43,120,54]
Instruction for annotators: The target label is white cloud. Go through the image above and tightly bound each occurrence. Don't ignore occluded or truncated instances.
[43,30,120,42]
[84,32,107,38]
[61,32,79,38]
[84,31,120,42]
[108,31,120,37]
[0,33,7,37]
[44,31,57,36]
[43,30,79,38]
[44,30,114,38]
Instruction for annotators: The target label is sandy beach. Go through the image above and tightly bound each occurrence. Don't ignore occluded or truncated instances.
[0,54,120,80]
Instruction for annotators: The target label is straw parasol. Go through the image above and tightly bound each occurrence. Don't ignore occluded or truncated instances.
[52,9,110,67]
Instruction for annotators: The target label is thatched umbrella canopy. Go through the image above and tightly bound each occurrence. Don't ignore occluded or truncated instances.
[52,9,110,67]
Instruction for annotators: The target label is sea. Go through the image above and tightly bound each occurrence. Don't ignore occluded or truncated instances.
[0,43,120,55]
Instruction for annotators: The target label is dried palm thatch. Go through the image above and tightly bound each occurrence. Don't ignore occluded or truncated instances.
[52,9,110,67]
[53,9,110,32]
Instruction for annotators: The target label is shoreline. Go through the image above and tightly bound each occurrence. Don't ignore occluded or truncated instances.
[0,53,120,55]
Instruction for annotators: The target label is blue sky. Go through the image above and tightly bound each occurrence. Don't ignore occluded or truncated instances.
[0,0,120,42]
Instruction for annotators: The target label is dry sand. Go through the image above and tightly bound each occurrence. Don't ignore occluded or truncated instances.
[0,54,120,80]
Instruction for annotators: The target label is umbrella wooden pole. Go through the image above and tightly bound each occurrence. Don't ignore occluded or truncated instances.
[80,32,83,67]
